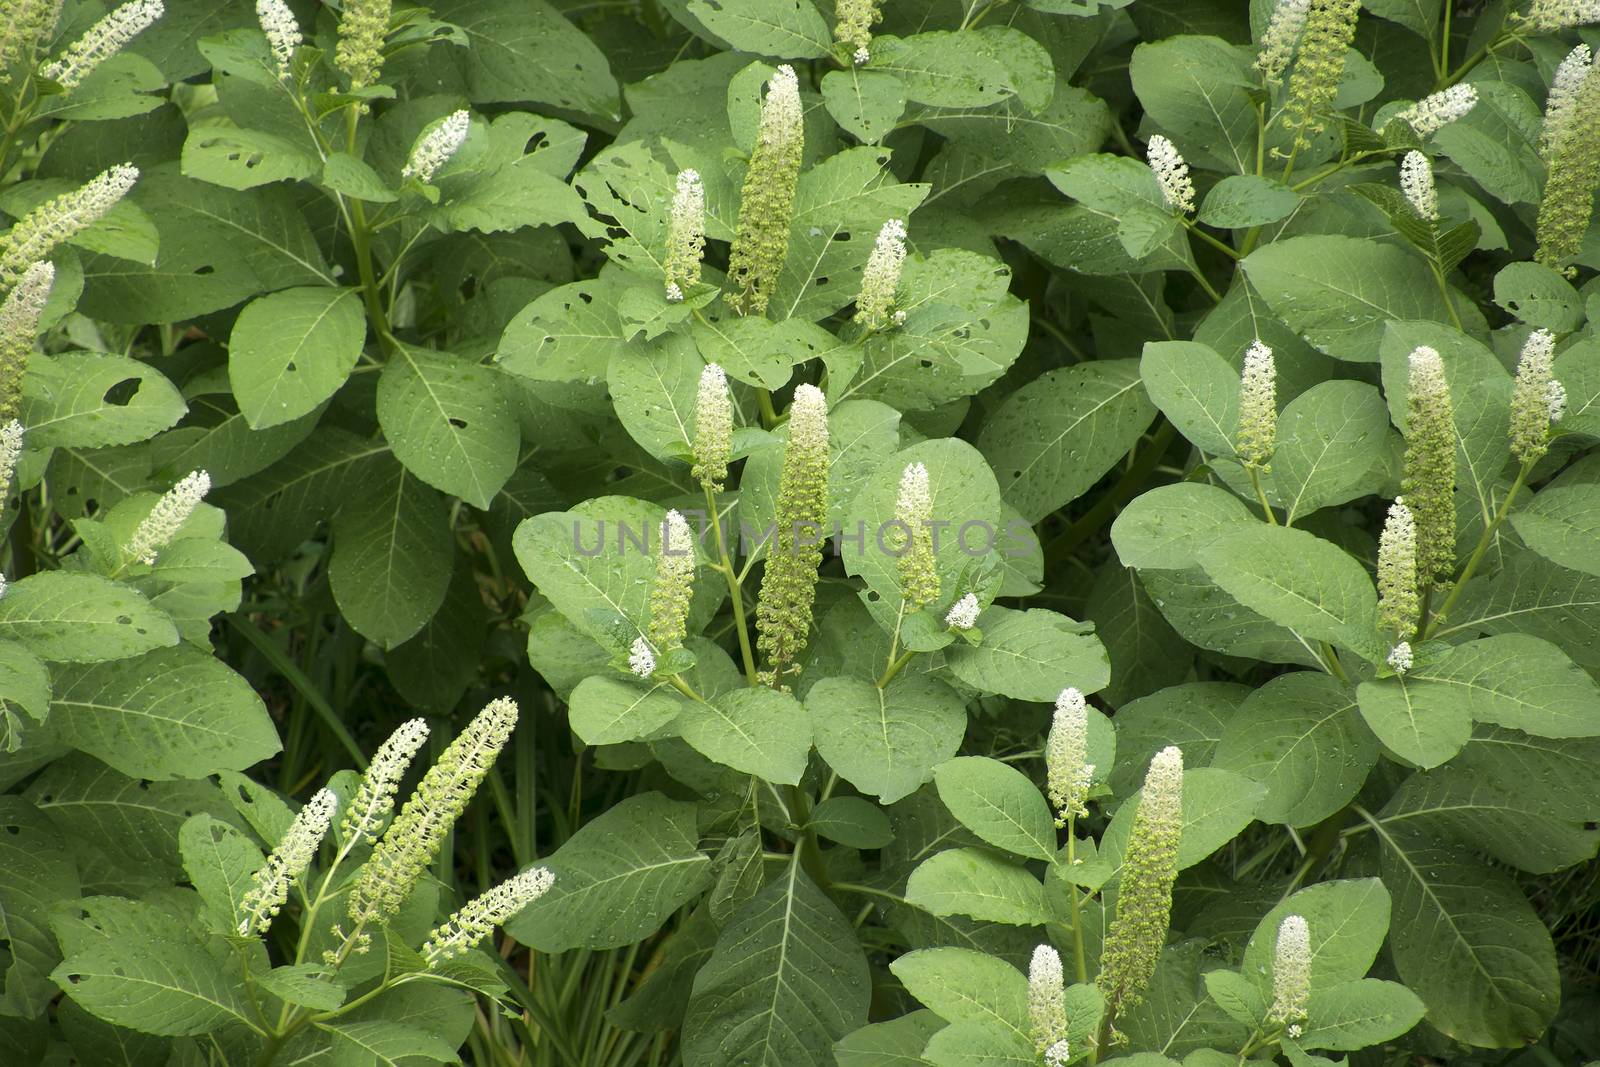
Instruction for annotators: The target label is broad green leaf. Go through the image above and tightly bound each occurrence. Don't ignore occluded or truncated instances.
[0,572,176,663]
[1108,681,1247,795]
[497,278,630,382]
[1129,36,1256,173]
[1243,236,1467,362]
[1241,879,1392,991]
[1139,566,1322,669]
[608,333,703,463]
[568,675,686,745]
[868,33,1017,108]
[437,114,587,234]
[905,847,1049,926]
[22,353,186,449]
[1100,767,1264,872]
[50,646,281,779]
[1267,381,1392,522]
[0,180,158,267]
[1198,175,1300,228]
[0,797,80,1018]
[809,673,968,805]
[1212,672,1375,827]
[682,862,869,1067]
[1116,940,1246,1057]
[676,687,811,786]
[922,1020,1037,1067]
[329,460,453,649]
[834,1010,944,1067]
[685,0,831,58]
[1401,634,1600,738]
[52,896,253,1036]
[0,641,50,752]
[1430,80,1542,206]
[1494,262,1584,332]
[426,0,619,120]
[506,794,711,952]
[1356,673,1471,769]
[255,965,346,1012]
[1511,454,1600,578]
[822,69,906,144]
[1084,560,1193,709]
[1372,823,1558,1047]
[180,125,317,191]
[1047,154,1180,259]
[36,52,167,121]
[808,796,894,848]
[228,287,366,430]
[1298,979,1426,1051]
[377,346,518,509]
[178,814,263,935]
[1110,482,1255,570]
[944,606,1109,702]
[1197,525,1382,662]
[979,359,1155,522]
[933,757,1057,862]
[1139,341,1237,457]
[890,948,1028,1040]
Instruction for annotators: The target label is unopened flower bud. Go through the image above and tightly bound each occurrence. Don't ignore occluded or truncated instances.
[1256,0,1311,83]
[0,0,64,82]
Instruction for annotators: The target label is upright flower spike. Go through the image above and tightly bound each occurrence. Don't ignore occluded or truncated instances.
[1235,341,1277,469]
[347,697,520,929]
[1389,85,1478,138]
[256,0,300,79]
[1098,746,1184,1025]
[1047,687,1093,827]
[0,420,23,509]
[0,261,53,421]
[1541,44,1593,161]
[1146,135,1195,213]
[1524,0,1600,31]
[402,110,470,183]
[0,0,63,82]
[1256,0,1311,83]
[1377,498,1419,642]
[335,0,391,92]
[755,384,829,685]
[0,164,138,289]
[126,470,210,566]
[1537,57,1600,269]
[628,636,656,679]
[340,718,430,845]
[1511,328,1564,464]
[894,461,939,610]
[1267,915,1312,1037]
[1401,346,1456,584]
[726,65,803,317]
[944,592,980,632]
[1282,0,1361,148]
[1400,151,1437,221]
[664,169,706,302]
[238,788,337,937]
[1028,944,1070,1066]
[854,218,907,330]
[693,362,732,491]
[646,510,697,655]
[421,866,555,966]
[39,0,162,89]
[835,0,882,65]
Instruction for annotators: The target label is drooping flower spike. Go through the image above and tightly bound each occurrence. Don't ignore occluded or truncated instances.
[1388,85,1478,138]
[126,470,211,566]
[238,788,338,937]
[39,0,163,89]
[1282,0,1362,147]
[1146,135,1195,213]
[0,164,138,288]
[421,866,555,966]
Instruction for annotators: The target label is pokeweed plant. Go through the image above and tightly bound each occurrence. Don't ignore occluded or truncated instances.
[1,0,1600,1065]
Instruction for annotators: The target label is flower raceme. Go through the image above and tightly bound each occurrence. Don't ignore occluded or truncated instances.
[855,218,908,330]
[0,421,22,510]
[0,260,53,420]
[1047,687,1092,826]
[421,866,555,967]
[726,65,803,316]
[1400,346,1455,584]
[238,788,338,937]
[256,0,300,80]
[1256,0,1310,83]
[0,0,63,81]
[340,718,431,845]
[126,470,211,566]
[402,110,471,183]
[1388,85,1477,138]
[693,362,732,491]
[1235,341,1277,469]
[1377,498,1419,641]
[1268,915,1312,1036]
[646,509,696,654]
[835,0,882,66]
[39,0,162,89]
[1146,135,1194,213]
[1511,328,1565,464]
[1400,151,1437,221]
[1537,46,1600,269]
[1028,944,1070,1066]
[0,164,138,288]
[1542,45,1593,160]
[894,461,939,610]
[335,0,391,92]
[664,169,706,302]
[755,384,829,685]
[1283,0,1361,147]
[1524,0,1600,31]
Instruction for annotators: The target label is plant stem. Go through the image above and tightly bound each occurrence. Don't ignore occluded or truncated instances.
[1424,461,1531,639]
[705,487,759,684]
[1248,466,1277,525]
[1065,817,1089,986]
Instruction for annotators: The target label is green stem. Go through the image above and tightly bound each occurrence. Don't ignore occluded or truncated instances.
[1065,817,1089,986]
[1424,461,1531,639]
[705,486,759,685]
[1184,219,1242,261]
[1247,466,1277,525]
[876,648,915,689]
[1430,260,1464,331]
[785,786,831,893]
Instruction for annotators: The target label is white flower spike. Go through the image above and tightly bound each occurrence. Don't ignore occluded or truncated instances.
[1400,151,1437,221]
[1146,134,1195,213]
[40,0,164,89]
[238,788,337,937]
[422,866,555,966]
[403,110,471,182]
[945,593,980,631]
[629,636,656,678]
[1390,84,1477,138]
[256,0,301,79]
[127,470,210,566]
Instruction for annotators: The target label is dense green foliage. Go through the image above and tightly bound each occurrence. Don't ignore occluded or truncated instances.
[6,0,1600,1064]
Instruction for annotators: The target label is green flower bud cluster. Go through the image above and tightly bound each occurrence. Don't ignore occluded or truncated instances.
[894,461,939,610]
[756,384,829,685]
[0,163,138,289]
[1400,346,1456,584]
[335,0,391,92]
[1510,329,1564,464]
[0,0,62,82]
[835,0,882,66]
[726,65,803,317]
[1536,51,1600,271]
[239,788,338,937]
[1376,497,1419,642]
[1282,0,1361,149]
[1235,341,1277,469]
[646,509,697,654]
[693,363,733,491]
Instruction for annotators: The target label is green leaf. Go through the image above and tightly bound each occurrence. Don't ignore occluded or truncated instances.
[1139,341,1237,457]
[905,847,1049,926]
[426,0,619,120]
[867,33,1017,108]
[921,1020,1037,1067]
[1047,154,1180,259]
[228,287,366,430]
[377,346,518,509]
[890,948,1028,1040]
[321,152,397,203]
[676,687,812,786]
[497,278,630,382]
[685,0,831,58]
[329,460,453,648]
[1242,235,1467,362]
[1198,175,1300,228]
[52,896,253,1036]
[177,814,263,935]
[834,1011,944,1066]
[1494,262,1584,332]
[944,607,1109,702]
[1372,821,1558,1047]
[1299,979,1426,1052]
[1110,482,1255,570]
[36,53,167,121]
[808,673,968,805]
[1266,381,1392,523]
[1202,969,1265,1026]
[0,641,50,751]
[933,757,1057,862]
[180,125,317,191]
[1406,634,1600,738]
[1512,454,1600,578]
[0,797,80,1017]
[568,675,686,745]
[1356,673,1471,769]
[682,861,870,1067]
[1108,682,1246,795]
[822,69,906,144]
[1099,767,1264,872]
[607,333,704,463]
[1129,36,1256,173]
[437,114,587,234]
[505,793,711,953]
[51,646,280,779]
[1197,525,1382,662]
[979,359,1156,522]
[809,796,894,848]
[255,965,346,1013]
[1241,878,1392,991]
[1429,80,1542,206]
[22,353,186,449]
[1212,672,1376,827]
[0,572,176,664]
